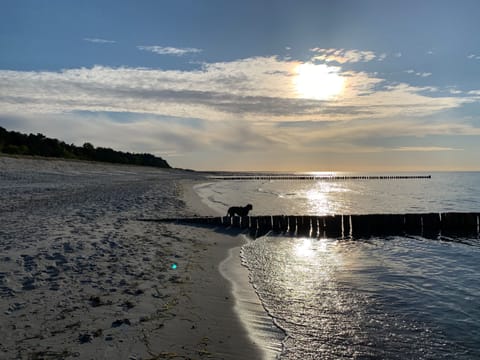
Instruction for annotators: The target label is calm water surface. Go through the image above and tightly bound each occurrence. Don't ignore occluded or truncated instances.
[196,172,480,359]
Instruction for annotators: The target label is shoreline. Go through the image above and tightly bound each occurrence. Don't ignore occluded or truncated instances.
[150,178,269,359]
[183,179,283,360]
[220,244,284,360]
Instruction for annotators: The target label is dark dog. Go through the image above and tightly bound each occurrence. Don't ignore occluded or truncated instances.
[227,204,253,217]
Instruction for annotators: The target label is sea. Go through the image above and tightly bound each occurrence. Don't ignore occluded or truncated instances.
[194,172,480,360]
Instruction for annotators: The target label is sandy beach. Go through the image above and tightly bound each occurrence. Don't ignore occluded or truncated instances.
[0,156,266,359]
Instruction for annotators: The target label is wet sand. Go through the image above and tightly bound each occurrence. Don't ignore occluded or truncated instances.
[0,156,264,359]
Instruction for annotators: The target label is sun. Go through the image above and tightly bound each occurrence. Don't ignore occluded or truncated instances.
[294,63,345,100]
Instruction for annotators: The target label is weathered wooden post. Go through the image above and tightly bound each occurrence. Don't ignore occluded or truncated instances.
[297,216,310,237]
[351,214,370,237]
[231,216,241,228]
[272,215,282,233]
[222,216,232,227]
[311,216,319,238]
[421,213,441,238]
[317,216,326,238]
[240,216,250,229]
[404,213,422,235]
[342,215,350,238]
[287,215,297,235]
[249,217,259,238]
[257,216,272,237]
[325,215,342,238]
[383,214,405,235]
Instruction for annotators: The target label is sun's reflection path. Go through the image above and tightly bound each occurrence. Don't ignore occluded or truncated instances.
[242,236,387,358]
[303,180,351,215]
[255,237,349,328]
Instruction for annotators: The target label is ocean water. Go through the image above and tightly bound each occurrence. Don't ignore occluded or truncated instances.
[195,172,480,359]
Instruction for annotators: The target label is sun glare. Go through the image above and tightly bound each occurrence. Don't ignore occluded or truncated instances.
[294,63,345,100]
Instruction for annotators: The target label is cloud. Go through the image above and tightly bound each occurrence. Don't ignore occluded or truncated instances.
[467,53,480,60]
[1,55,477,168]
[0,61,464,125]
[390,146,462,152]
[449,88,463,95]
[83,38,116,44]
[137,45,202,56]
[404,70,432,77]
[304,118,480,142]
[0,56,469,125]
[310,48,378,63]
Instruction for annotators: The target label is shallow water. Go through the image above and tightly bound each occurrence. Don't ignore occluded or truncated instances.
[197,172,480,359]
[242,235,480,359]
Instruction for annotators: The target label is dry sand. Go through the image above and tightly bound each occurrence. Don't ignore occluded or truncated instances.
[0,156,266,359]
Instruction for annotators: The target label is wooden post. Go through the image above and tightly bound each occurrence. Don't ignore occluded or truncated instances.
[256,216,272,237]
[422,213,441,237]
[249,217,258,238]
[405,213,422,235]
[231,216,241,228]
[287,216,297,235]
[240,216,250,229]
[325,215,342,238]
[272,215,282,233]
[351,214,369,237]
[311,216,319,238]
[342,215,350,238]
[317,216,326,238]
[222,216,232,226]
[297,216,310,237]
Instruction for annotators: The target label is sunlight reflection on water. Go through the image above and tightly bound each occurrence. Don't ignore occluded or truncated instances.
[242,235,480,359]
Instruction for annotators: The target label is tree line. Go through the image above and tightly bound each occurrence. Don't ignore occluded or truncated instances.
[0,126,171,169]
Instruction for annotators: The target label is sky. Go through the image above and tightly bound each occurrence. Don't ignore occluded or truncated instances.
[1,0,480,171]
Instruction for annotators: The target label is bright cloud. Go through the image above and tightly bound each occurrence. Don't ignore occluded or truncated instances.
[467,54,480,60]
[137,45,202,56]
[405,70,432,77]
[83,38,116,44]
[310,48,378,63]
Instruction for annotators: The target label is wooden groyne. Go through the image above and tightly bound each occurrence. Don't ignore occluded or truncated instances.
[209,175,431,181]
[139,212,479,239]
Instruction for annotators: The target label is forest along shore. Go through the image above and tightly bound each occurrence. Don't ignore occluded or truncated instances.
[0,156,262,360]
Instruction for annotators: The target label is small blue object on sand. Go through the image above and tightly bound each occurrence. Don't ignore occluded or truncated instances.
[170,263,178,270]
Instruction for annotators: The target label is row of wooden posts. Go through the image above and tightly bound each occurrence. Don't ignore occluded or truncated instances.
[209,175,432,181]
[143,212,479,239]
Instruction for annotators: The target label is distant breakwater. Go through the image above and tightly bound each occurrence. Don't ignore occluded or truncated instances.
[139,212,479,239]
[208,175,431,181]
